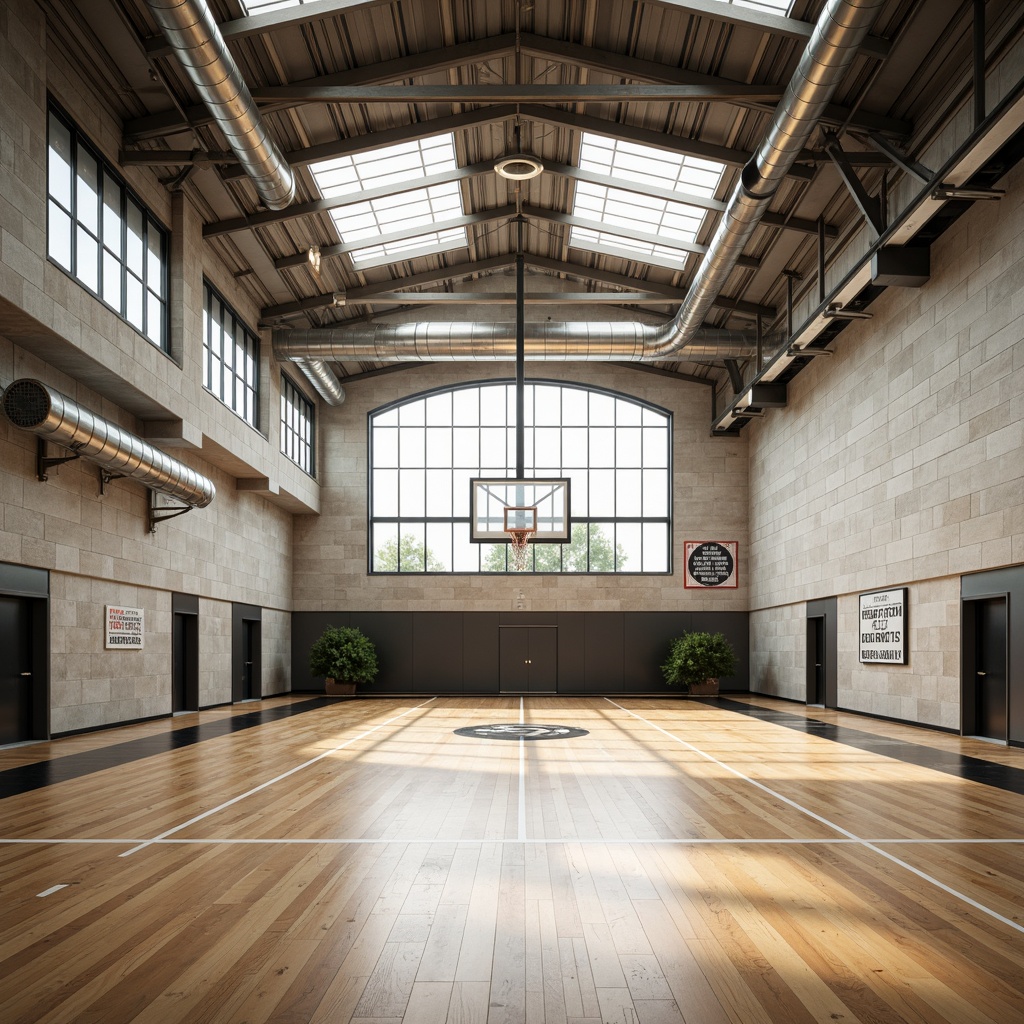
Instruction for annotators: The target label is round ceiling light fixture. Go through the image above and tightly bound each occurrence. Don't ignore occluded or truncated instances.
[494,154,545,180]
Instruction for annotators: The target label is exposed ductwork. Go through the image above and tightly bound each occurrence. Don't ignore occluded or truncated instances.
[292,357,346,406]
[1,379,216,509]
[647,0,885,358]
[143,0,295,210]
[271,0,883,392]
[274,322,759,370]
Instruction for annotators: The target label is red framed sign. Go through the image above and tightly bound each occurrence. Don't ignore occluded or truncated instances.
[683,541,739,588]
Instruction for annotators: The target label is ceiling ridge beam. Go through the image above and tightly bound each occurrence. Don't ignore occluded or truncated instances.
[248,83,787,104]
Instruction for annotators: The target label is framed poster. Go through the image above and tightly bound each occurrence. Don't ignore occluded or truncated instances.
[105,605,144,649]
[858,588,906,664]
[683,541,739,588]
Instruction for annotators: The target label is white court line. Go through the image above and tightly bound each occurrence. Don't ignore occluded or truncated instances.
[605,697,1024,936]
[119,696,438,858]
[518,696,527,841]
[36,884,69,897]
[5,836,1024,847]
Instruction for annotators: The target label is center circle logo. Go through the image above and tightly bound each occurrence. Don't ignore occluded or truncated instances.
[453,723,589,740]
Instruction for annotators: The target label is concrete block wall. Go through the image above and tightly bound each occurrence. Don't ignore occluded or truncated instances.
[293,361,749,613]
[748,154,1024,725]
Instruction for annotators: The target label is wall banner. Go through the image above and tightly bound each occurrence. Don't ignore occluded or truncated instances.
[858,588,906,664]
[105,605,144,649]
[683,541,739,588]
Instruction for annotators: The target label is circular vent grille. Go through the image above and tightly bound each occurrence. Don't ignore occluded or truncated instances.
[2,379,52,428]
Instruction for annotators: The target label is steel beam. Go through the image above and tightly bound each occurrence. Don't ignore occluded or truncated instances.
[249,83,786,104]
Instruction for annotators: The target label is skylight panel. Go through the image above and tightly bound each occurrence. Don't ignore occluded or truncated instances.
[732,0,794,13]
[570,135,726,264]
[241,0,306,14]
[310,135,467,267]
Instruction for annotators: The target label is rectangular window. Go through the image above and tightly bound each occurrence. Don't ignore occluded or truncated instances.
[46,104,168,350]
[203,282,260,428]
[281,374,315,476]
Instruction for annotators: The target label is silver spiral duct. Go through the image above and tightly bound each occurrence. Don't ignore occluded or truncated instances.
[292,357,346,406]
[648,0,885,357]
[1,379,216,509]
[143,0,295,210]
[274,322,759,369]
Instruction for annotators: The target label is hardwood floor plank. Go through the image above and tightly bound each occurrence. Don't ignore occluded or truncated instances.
[401,981,453,1024]
[453,843,502,982]
[446,980,490,1024]
[417,905,468,983]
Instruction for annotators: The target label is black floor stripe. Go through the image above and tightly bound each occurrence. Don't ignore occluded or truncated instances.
[713,697,1024,796]
[0,698,335,800]
[3,696,1023,803]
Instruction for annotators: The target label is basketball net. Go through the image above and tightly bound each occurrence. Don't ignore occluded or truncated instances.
[507,528,534,571]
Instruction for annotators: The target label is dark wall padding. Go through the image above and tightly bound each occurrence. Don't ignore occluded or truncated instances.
[292,610,749,695]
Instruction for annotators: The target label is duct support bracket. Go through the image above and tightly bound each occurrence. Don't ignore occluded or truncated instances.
[149,490,195,533]
[37,438,81,482]
[99,468,126,496]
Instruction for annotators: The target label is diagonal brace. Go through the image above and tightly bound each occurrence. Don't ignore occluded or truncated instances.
[823,132,886,235]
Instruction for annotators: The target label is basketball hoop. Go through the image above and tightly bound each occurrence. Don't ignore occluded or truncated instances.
[507,527,535,571]
[504,505,537,571]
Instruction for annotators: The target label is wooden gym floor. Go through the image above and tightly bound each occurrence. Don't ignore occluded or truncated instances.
[1,694,1023,1024]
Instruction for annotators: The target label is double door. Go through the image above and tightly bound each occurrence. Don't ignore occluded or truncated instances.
[499,626,557,693]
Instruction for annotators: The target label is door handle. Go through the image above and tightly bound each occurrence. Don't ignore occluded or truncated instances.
[976,671,986,677]
[20,672,32,677]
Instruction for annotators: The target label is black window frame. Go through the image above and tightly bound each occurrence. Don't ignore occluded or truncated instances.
[280,372,316,476]
[367,379,673,575]
[203,280,261,429]
[46,101,169,351]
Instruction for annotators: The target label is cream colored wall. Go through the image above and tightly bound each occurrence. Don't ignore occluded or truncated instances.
[0,3,303,731]
[293,361,749,613]
[748,156,1024,728]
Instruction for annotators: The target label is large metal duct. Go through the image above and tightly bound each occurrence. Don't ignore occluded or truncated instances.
[647,0,885,358]
[292,357,346,405]
[1,379,216,509]
[274,322,759,368]
[143,0,295,210]
[272,0,881,382]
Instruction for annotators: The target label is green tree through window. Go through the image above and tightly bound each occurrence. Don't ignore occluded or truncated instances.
[481,523,626,572]
[374,534,446,572]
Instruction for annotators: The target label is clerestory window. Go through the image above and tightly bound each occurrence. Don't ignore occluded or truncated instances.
[46,104,168,350]
[369,381,671,574]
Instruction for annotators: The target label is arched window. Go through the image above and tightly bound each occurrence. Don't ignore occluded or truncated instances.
[369,380,671,573]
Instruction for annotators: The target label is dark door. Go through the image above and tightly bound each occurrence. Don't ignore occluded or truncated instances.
[0,596,33,745]
[242,620,258,700]
[808,617,825,705]
[499,626,558,693]
[172,612,198,712]
[975,598,1007,740]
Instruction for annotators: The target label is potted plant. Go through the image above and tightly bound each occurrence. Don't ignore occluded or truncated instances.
[661,631,737,694]
[309,625,379,695]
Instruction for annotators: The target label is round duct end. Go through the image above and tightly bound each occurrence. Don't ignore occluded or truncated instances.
[2,379,52,428]
[495,154,544,181]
